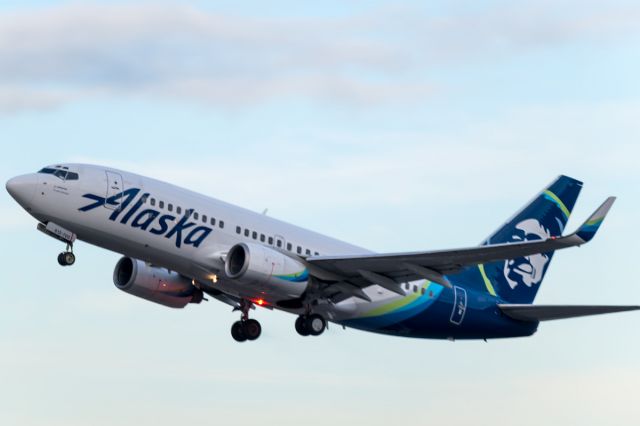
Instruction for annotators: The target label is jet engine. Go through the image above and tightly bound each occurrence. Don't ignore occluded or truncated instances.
[113,257,203,308]
[225,243,309,299]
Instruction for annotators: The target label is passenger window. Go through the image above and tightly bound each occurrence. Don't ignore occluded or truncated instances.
[159,201,165,209]
[277,240,282,248]
[252,231,257,239]
[211,218,216,226]
[260,234,265,242]
[314,252,319,256]
[202,215,207,223]
[268,237,274,245]
[405,282,410,290]
[305,249,311,255]
[236,226,241,234]
[141,194,149,204]
[194,212,199,220]
[168,204,174,212]
[219,221,224,229]
[244,229,250,237]
[413,285,418,293]
[176,206,182,215]
[421,287,426,295]
[287,243,292,251]
[297,246,302,254]
[150,198,156,206]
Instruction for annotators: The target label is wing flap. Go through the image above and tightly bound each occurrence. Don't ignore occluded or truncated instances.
[499,304,640,322]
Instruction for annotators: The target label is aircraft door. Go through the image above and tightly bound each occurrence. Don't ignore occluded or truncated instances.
[450,286,467,325]
[105,171,124,211]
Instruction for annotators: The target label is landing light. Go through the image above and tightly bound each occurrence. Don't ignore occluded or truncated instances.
[211,274,218,284]
[256,299,265,306]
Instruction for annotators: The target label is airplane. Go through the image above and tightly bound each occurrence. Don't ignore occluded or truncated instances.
[6,164,639,342]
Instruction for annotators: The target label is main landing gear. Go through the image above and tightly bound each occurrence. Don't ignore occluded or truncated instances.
[228,301,327,341]
[57,243,76,266]
[231,300,262,343]
[295,313,326,337]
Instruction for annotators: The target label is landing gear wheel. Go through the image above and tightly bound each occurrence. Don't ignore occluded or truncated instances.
[242,319,262,341]
[64,252,76,266]
[231,321,247,342]
[231,300,262,342]
[295,316,310,336]
[57,251,75,266]
[306,314,326,336]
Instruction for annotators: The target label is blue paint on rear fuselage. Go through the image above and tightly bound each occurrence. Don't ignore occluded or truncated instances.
[342,288,538,339]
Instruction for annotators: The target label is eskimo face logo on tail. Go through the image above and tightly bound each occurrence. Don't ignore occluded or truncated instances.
[79,188,212,248]
[503,219,551,289]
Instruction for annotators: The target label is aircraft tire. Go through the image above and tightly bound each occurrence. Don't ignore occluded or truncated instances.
[57,253,67,266]
[295,316,310,336]
[306,314,326,336]
[231,321,247,342]
[243,319,262,341]
[64,252,76,266]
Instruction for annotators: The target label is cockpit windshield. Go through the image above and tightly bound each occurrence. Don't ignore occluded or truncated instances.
[38,167,79,181]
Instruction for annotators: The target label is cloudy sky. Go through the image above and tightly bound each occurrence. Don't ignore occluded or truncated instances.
[1,1,639,425]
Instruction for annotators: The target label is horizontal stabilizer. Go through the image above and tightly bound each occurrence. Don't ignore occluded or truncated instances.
[499,304,640,322]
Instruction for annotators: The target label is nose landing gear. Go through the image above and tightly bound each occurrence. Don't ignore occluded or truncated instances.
[37,222,77,267]
[230,300,262,342]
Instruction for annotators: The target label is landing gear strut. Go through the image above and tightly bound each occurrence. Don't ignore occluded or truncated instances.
[230,300,262,342]
[57,243,75,266]
[295,313,326,337]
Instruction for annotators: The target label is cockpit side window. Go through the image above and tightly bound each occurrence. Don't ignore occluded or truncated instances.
[53,169,68,180]
[38,167,79,181]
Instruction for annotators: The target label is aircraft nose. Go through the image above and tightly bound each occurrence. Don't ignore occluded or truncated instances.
[6,174,38,207]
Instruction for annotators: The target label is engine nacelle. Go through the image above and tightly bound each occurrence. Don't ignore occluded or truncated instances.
[113,257,203,309]
[225,243,309,299]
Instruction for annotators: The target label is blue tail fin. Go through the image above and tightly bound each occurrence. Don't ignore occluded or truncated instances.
[455,176,583,304]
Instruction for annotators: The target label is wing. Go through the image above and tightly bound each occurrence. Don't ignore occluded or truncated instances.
[307,197,615,301]
[498,304,640,321]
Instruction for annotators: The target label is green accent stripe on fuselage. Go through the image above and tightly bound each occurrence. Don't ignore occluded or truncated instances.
[360,281,433,318]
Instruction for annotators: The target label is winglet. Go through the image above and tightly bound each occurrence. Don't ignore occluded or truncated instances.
[575,196,616,243]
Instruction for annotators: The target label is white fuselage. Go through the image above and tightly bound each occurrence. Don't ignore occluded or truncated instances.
[15,163,410,322]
